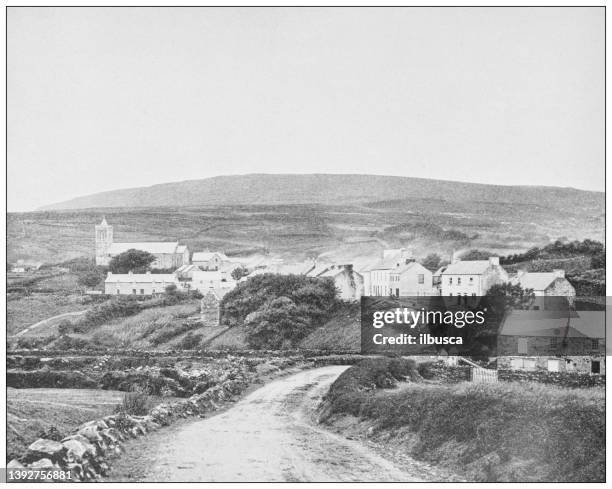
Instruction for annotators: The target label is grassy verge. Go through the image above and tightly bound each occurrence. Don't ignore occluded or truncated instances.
[323,358,605,482]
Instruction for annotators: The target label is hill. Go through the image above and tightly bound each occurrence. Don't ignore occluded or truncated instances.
[39,174,603,212]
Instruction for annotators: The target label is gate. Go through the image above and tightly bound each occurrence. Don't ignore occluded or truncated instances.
[471,367,498,383]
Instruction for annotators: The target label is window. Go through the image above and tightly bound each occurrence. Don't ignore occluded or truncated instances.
[116,289,120,295]
[469,277,474,283]
[457,277,462,285]
[449,277,453,285]
[140,289,145,295]
[418,274,424,284]
[591,339,600,350]
[132,289,136,295]
[518,338,528,354]
[550,337,558,349]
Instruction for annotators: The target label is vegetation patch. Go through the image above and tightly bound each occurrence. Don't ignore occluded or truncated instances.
[220,274,340,349]
[322,358,605,482]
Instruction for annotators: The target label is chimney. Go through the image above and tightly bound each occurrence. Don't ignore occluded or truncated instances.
[451,249,459,264]
[128,271,133,275]
[553,269,565,278]
[488,257,500,266]
[107,271,112,277]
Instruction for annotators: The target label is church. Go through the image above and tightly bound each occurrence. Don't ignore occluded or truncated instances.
[95,218,190,269]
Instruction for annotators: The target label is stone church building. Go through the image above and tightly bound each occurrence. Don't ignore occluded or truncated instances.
[95,218,190,269]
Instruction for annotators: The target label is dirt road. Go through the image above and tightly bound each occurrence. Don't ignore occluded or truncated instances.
[14,310,87,337]
[109,366,449,482]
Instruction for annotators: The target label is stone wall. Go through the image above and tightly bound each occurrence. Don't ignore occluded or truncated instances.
[6,358,302,480]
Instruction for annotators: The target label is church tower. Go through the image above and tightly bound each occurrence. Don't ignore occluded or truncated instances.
[95,217,113,266]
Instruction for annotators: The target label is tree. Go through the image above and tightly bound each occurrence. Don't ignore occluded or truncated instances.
[108,249,156,273]
[460,249,493,261]
[231,266,249,281]
[422,253,442,271]
[485,282,535,310]
[77,270,105,289]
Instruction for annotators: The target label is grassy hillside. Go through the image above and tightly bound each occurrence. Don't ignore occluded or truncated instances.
[8,198,604,266]
[322,358,605,482]
[40,174,604,212]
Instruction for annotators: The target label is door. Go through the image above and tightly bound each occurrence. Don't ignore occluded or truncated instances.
[591,360,601,374]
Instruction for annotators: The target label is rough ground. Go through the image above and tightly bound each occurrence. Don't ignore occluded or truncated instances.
[108,366,457,482]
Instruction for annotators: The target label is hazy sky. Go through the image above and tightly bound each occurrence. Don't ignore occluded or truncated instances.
[8,7,604,211]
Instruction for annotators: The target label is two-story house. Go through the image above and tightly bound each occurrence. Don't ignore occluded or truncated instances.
[438,257,508,297]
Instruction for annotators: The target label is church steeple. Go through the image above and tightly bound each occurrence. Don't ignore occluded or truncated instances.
[95,217,113,266]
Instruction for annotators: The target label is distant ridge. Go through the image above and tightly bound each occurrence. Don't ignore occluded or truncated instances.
[39,174,603,211]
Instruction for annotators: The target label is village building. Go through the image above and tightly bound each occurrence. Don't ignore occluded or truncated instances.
[389,261,436,297]
[363,248,415,296]
[438,257,508,297]
[497,309,605,375]
[191,269,237,298]
[104,271,180,295]
[191,251,230,270]
[95,218,189,269]
[306,264,364,301]
[511,270,576,297]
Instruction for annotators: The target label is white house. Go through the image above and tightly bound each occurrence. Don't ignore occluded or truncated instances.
[511,270,575,297]
[438,257,508,297]
[104,271,180,295]
[191,269,237,298]
[389,262,436,297]
[363,248,415,296]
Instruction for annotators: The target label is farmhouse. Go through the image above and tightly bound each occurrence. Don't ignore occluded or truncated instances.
[511,269,576,297]
[104,271,180,295]
[95,218,189,269]
[497,309,605,374]
[438,257,508,297]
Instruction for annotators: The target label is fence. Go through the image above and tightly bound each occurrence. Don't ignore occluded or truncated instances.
[471,367,498,383]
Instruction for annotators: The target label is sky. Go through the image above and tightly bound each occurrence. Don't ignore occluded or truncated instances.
[8,7,605,211]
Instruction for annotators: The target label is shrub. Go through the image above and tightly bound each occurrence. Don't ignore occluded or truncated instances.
[178,332,203,350]
[220,273,339,349]
[38,426,63,441]
[115,389,151,416]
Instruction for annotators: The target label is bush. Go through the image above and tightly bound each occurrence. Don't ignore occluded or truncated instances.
[178,332,203,350]
[220,273,339,349]
[115,389,151,416]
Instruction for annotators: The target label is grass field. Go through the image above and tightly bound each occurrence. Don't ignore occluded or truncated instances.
[7,293,86,336]
[6,388,126,461]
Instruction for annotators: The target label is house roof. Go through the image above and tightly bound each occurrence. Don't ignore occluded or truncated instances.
[108,242,179,255]
[500,310,604,339]
[192,251,228,262]
[512,273,561,292]
[440,260,491,275]
[176,245,188,253]
[105,273,177,283]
